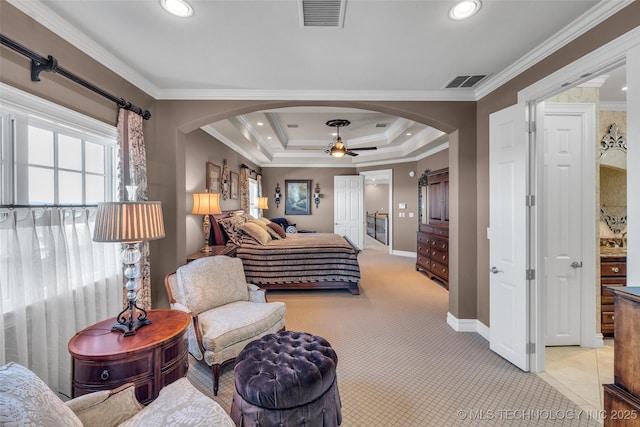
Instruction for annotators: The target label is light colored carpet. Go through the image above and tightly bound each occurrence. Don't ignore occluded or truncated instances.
[188,250,600,426]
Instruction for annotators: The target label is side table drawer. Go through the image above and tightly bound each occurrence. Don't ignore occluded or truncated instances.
[73,352,153,385]
[73,378,154,405]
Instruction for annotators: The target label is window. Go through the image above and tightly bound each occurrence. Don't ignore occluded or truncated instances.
[249,178,259,218]
[0,83,118,206]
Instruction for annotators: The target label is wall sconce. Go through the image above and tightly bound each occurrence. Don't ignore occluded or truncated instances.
[274,182,281,208]
[313,183,321,208]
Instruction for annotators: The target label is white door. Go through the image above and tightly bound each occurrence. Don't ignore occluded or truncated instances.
[334,175,365,249]
[543,103,595,346]
[489,104,529,371]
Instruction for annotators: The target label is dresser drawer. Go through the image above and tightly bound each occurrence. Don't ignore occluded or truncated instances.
[431,227,448,238]
[430,260,449,280]
[430,238,448,251]
[601,307,615,324]
[73,353,153,385]
[417,232,431,245]
[601,262,626,276]
[430,248,448,264]
[417,255,430,271]
[417,243,430,257]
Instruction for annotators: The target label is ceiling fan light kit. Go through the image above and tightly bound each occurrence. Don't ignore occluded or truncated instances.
[325,119,377,158]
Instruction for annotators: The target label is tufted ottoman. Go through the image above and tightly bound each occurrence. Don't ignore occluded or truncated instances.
[230,331,342,427]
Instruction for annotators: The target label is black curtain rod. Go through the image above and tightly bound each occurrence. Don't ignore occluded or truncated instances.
[1,204,99,209]
[0,34,151,120]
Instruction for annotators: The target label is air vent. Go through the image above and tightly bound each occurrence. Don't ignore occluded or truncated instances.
[300,0,345,27]
[287,124,299,128]
[375,123,388,128]
[445,74,488,88]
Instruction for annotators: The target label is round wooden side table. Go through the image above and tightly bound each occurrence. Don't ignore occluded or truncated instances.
[68,309,190,405]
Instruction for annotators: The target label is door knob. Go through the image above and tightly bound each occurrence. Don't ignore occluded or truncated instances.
[490,266,503,274]
[570,261,583,269]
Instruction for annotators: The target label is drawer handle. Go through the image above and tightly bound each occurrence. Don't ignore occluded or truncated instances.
[100,369,110,381]
[611,267,619,273]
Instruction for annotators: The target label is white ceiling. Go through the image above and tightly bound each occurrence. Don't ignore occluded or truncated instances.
[7,0,629,167]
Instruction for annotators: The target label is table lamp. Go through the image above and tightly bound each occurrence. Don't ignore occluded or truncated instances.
[93,201,165,336]
[192,191,222,252]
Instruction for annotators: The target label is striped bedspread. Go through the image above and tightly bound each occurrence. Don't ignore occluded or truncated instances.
[236,233,361,287]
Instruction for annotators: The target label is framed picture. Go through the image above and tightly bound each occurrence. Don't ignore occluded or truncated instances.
[206,162,221,193]
[285,179,311,215]
[230,171,239,199]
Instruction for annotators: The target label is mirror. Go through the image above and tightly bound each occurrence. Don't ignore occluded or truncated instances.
[600,123,627,238]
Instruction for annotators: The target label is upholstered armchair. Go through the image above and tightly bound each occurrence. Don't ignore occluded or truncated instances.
[165,256,286,395]
[0,362,235,426]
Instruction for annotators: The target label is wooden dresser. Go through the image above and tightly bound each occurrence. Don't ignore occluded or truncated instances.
[600,252,627,336]
[603,287,640,425]
[416,168,449,289]
[68,309,190,405]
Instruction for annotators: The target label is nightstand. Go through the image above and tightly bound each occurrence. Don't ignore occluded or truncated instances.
[187,244,236,262]
[68,309,190,405]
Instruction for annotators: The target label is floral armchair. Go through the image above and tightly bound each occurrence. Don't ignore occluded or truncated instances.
[164,255,286,395]
[0,362,234,426]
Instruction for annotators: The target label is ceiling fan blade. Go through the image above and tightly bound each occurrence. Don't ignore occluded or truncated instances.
[345,151,359,157]
[348,147,378,151]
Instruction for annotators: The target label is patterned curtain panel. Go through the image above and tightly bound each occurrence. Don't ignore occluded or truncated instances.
[117,109,151,309]
[240,167,250,212]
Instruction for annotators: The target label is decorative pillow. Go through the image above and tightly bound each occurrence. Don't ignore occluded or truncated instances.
[267,222,287,239]
[239,222,272,245]
[0,362,83,427]
[257,217,271,225]
[208,216,227,246]
[217,215,249,245]
[286,225,298,234]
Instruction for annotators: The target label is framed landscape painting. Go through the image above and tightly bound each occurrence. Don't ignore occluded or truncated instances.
[285,179,311,215]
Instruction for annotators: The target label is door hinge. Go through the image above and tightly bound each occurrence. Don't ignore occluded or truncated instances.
[526,195,535,207]
[527,342,536,354]
[526,269,535,280]
[527,121,536,133]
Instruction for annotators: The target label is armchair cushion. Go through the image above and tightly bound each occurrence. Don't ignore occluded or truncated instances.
[199,300,287,353]
[119,378,234,427]
[175,256,249,315]
[66,384,142,427]
[0,362,83,427]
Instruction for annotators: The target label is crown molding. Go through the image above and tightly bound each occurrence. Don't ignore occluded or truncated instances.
[600,101,626,111]
[7,0,159,98]
[474,0,635,100]
[154,88,476,101]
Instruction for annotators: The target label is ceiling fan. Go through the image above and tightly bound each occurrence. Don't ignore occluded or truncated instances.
[325,119,378,157]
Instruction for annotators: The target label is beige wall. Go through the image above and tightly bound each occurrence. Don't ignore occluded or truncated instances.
[185,129,260,255]
[3,1,638,322]
[365,184,389,215]
[474,2,640,326]
[261,167,355,233]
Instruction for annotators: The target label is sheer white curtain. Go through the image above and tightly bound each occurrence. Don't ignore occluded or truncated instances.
[0,207,121,398]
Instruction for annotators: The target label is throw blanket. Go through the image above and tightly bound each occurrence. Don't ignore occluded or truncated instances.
[236,233,361,285]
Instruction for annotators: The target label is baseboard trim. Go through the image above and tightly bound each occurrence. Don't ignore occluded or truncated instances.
[447,312,490,341]
[392,250,415,258]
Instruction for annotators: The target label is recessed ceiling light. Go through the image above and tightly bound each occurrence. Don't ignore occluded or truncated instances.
[257,122,264,126]
[622,86,628,91]
[160,0,193,17]
[449,0,481,20]
[406,133,412,136]
[267,136,272,140]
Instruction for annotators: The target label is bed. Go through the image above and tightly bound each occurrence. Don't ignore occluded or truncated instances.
[212,213,361,295]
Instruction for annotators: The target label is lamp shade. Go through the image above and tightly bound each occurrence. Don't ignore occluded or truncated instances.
[93,201,165,243]
[192,192,222,215]
[256,197,269,209]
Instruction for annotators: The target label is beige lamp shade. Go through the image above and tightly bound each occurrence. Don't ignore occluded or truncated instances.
[93,201,165,243]
[192,192,222,215]
[256,197,269,209]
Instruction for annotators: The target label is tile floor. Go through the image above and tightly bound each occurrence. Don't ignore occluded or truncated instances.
[538,339,614,423]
